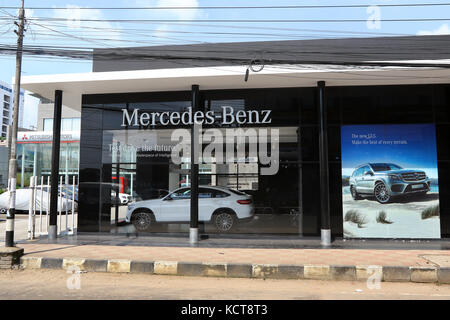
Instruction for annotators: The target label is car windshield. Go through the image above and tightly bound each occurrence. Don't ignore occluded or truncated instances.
[370,163,403,172]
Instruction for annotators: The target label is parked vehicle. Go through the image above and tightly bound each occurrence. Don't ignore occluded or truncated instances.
[126,186,254,232]
[61,185,78,202]
[78,182,125,207]
[111,190,132,205]
[0,187,77,214]
[349,163,431,204]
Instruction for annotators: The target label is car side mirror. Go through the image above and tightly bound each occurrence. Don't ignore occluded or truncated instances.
[364,171,373,176]
[164,195,173,201]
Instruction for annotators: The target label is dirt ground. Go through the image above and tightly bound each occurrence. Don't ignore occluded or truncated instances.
[1,269,449,300]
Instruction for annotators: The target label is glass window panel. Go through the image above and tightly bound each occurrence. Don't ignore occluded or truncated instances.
[72,118,81,131]
[96,101,301,236]
[62,119,72,131]
[43,118,53,131]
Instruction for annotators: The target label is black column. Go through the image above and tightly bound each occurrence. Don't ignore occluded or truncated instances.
[190,85,200,243]
[318,81,331,245]
[48,90,62,240]
[115,141,120,226]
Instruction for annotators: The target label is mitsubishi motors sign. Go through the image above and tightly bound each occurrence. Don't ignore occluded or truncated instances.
[17,131,80,144]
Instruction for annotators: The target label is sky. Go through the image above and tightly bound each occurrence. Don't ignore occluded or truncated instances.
[1,0,450,128]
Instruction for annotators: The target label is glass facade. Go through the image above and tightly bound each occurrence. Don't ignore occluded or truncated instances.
[78,85,450,238]
[43,118,81,132]
[17,141,80,187]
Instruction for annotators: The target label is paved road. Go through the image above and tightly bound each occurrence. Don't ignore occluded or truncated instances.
[0,269,449,300]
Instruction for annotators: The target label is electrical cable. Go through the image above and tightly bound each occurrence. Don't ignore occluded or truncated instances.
[2,3,450,10]
[2,17,450,23]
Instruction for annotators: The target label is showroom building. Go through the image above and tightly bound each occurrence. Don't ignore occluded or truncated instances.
[21,35,450,243]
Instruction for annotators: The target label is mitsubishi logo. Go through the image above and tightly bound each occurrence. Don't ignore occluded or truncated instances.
[22,134,28,140]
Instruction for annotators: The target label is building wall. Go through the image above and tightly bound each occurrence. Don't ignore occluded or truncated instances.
[0,80,25,137]
[0,143,8,187]
[37,103,81,131]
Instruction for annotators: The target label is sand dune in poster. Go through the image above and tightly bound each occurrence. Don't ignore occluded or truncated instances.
[342,188,439,238]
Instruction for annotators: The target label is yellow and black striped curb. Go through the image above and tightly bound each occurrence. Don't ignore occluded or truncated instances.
[16,256,450,284]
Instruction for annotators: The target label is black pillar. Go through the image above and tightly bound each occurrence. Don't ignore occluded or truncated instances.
[115,141,120,226]
[190,85,200,243]
[318,81,331,245]
[48,90,62,240]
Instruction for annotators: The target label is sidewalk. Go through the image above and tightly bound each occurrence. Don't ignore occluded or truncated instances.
[0,215,29,244]
[13,240,450,284]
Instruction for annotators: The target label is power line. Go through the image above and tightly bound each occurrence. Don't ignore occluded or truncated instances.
[2,16,448,42]
[3,40,450,55]
[1,43,450,84]
[1,44,449,69]
[30,21,111,47]
[26,20,413,38]
[24,32,363,44]
[0,18,428,50]
[2,3,450,10]
[4,17,450,23]
[28,20,206,45]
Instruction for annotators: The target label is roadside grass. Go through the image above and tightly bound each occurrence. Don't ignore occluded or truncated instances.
[376,211,393,224]
[344,210,368,228]
[421,205,440,220]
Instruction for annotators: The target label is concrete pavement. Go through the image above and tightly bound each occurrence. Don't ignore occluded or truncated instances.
[13,241,450,283]
[2,220,450,283]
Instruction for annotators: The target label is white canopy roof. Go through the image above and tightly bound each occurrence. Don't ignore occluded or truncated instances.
[20,63,450,111]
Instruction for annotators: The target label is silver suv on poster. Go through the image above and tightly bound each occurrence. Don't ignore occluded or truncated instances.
[349,163,431,204]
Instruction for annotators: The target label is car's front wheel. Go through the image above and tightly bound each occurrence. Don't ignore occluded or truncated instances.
[212,210,236,232]
[374,182,391,204]
[0,208,7,214]
[131,210,154,232]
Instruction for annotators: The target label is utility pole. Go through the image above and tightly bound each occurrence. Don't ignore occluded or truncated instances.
[5,0,26,247]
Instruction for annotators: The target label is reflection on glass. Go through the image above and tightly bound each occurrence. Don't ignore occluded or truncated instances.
[102,126,302,235]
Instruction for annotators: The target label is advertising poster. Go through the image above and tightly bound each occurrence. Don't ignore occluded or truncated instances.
[341,124,440,239]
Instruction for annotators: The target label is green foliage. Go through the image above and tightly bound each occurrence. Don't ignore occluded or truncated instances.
[421,205,440,220]
[344,210,368,228]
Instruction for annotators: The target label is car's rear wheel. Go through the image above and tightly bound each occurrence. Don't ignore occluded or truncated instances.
[0,208,6,214]
[212,210,236,232]
[131,210,154,232]
[350,186,362,200]
[374,182,391,204]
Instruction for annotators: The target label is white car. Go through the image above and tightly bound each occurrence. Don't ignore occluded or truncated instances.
[111,190,132,205]
[126,186,254,232]
[0,187,77,214]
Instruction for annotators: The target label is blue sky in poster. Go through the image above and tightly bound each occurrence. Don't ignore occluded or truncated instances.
[341,124,439,179]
